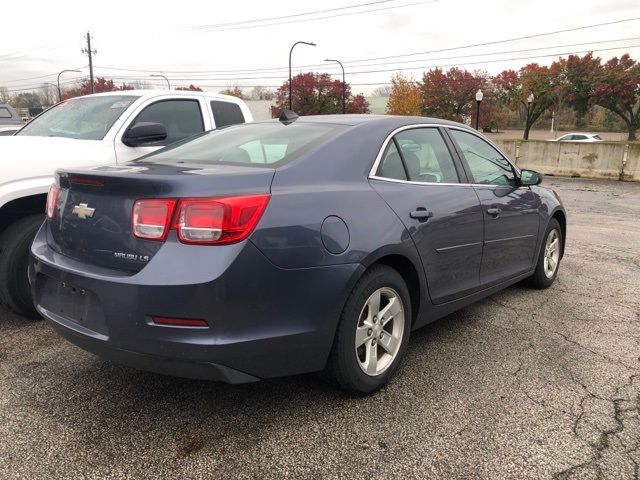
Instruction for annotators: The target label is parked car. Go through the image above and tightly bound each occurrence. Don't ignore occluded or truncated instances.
[551,133,603,142]
[0,103,21,127]
[0,90,252,317]
[0,126,19,136]
[30,114,566,394]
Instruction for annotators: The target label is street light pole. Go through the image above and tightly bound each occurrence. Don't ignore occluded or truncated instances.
[525,93,535,140]
[150,74,170,89]
[57,69,81,102]
[475,89,483,131]
[289,41,316,111]
[325,58,346,114]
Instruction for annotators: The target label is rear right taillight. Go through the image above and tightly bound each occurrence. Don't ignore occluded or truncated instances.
[46,184,60,220]
[132,199,176,241]
[174,194,270,245]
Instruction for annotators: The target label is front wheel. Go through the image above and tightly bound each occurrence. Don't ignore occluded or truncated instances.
[0,214,44,319]
[530,218,563,289]
[324,265,411,395]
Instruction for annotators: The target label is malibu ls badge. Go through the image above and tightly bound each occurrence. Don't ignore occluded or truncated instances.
[72,203,96,219]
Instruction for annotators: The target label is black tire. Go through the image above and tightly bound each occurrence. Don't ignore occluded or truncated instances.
[529,218,563,289]
[0,214,45,319]
[324,265,412,395]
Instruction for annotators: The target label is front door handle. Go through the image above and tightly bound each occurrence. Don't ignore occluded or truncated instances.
[410,208,433,221]
[487,207,502,217]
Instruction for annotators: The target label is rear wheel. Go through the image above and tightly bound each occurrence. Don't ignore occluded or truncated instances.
[0,215,44,319]
[530,218,562,289]
[325,265,411,394]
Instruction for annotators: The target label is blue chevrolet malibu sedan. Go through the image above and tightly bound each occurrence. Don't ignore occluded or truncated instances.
[30,114,565,394]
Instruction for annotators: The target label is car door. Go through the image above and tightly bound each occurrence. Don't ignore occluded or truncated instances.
[446,128,540,286]
[114,98,206,163]
[370,126,484,304]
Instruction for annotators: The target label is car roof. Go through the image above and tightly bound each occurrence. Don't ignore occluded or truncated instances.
[284,114,470,129]
[80,89,243,102]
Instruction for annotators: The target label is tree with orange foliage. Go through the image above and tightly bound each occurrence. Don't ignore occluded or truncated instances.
[219,86,245,99]
[385,73,421,116]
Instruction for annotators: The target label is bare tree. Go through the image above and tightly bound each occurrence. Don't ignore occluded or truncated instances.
[249,86,276,101]
[38,84,57,106]
[371,85,392,97]
[0,87,10,104]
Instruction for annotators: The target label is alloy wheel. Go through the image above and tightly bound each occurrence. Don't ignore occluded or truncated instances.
[355,287,405,376]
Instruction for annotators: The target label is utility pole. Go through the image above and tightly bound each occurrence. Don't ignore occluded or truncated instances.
[82,32,96,94]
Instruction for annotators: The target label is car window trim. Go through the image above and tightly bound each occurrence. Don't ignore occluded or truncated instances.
[369,124,468,185]
[444,125,522,187]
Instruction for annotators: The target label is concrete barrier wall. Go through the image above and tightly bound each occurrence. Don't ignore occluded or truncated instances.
[491,139,640,182]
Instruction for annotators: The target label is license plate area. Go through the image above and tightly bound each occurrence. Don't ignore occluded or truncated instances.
[36,274,108,336]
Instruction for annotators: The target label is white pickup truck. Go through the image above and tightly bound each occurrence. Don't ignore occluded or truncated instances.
[0,89,253,317]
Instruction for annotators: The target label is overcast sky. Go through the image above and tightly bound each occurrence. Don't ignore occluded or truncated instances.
[1,0,639,95]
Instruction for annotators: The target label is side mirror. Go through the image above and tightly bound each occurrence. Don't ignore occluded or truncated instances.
[520,169,542,186]
[122,122,167,147]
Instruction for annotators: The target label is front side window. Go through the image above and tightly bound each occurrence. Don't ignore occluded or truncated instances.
[17,95,138,140]
[143,122,345,167]
[0,107,12,119]
[129,99,204,145]
[449,129,517,186]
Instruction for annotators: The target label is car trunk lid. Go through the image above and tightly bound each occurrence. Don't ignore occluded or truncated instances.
[48,163,274,273]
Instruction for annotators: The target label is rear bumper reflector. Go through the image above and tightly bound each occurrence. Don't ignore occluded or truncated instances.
[151,316,209,328]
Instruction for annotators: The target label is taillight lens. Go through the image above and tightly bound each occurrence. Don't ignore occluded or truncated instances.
[132,199,177,241]
[46,184,60,220]
[174,194,270,245]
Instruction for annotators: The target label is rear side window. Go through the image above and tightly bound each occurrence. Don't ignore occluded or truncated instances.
[376,128,459,183]
[395,128,459,183]
[0,107,12,119]
[129,99,204,145]
[211,100,245,128]
[144,122,345,167]
[378,141,407,180]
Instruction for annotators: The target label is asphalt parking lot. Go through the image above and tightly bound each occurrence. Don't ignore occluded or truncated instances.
[1,177,638,479]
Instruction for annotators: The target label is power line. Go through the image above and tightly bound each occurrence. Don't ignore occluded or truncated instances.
[1,66,86,84]
[185,0,398,30]
[95,44,640,83]
[184,0,439,32]
[93,16,640,75]
[337,16,640,64]
[94,36,640,78]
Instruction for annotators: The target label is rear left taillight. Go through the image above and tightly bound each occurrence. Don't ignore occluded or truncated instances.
[132,199,177,241]
[46,184,60,220]
[174,194,270,245]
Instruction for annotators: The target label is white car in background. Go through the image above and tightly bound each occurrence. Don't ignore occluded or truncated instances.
[0,89,253,317]
[552,133,603,142]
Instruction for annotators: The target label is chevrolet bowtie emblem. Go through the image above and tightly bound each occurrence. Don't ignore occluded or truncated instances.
[72,203,96,219]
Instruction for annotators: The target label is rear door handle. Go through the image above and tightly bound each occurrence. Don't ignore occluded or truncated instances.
[410,208,433,221]
[487,207,502,217]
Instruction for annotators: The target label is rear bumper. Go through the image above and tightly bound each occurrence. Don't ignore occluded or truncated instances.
[30,225,364,381]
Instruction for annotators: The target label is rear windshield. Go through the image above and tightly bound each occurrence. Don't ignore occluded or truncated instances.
[143,122,346,167]
[17,95,139,140]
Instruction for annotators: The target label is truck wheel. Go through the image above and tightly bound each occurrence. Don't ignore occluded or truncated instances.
[0,215,44,319]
